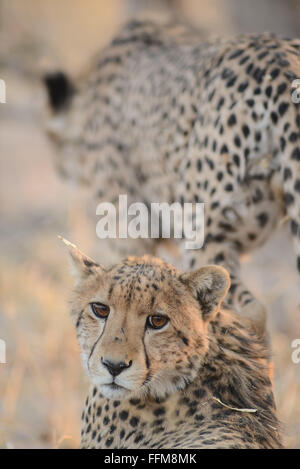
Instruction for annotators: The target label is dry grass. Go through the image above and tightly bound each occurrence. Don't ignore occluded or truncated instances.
[0,249,84,448]
[0,0,300,449]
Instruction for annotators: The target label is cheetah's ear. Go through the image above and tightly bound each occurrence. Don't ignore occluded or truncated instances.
[180,265,230,321]
[58,236,104,284]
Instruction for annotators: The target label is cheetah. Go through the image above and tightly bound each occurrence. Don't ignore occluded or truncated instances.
[44,19,300,333]
[60,236,282,449]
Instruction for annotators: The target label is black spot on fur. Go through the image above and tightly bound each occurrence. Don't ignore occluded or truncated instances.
[130,398,140,406]
[105,437,113,447]
[86,424,91,433]
[284,192,295,206]
[291,148,300,161]
[119,410,129,421]
[193,388,207,399]
[228,49,244,60]
[256,212,269,228]
[154,407,166,417]
[130,417,139,427]
[242,125,250,138]
[278,102,289,117]
[227,114,237,126]
[283,167,292,181]
[134,433,144,444]
[103,416,110,425]
[238,81,249,93]
[294,180,300,193]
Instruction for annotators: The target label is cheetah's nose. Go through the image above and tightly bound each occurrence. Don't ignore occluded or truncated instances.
[101,358,132,377]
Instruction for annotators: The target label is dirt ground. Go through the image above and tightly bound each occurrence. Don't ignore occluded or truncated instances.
[0,0,300,449]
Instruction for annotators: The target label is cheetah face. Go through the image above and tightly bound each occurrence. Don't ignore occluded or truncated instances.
[62,238,230,400]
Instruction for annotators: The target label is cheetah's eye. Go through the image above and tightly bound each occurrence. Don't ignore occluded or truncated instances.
[90,302,110,319]
[147,315,169,330]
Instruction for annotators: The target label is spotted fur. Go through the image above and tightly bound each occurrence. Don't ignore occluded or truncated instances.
[45,19,300,332]
[62,239,282,449]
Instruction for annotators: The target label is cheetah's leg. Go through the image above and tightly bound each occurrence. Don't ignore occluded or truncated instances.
[278,102,300,289]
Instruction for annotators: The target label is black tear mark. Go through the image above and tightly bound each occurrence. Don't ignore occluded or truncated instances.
[174,327,189,346]
[76,310,84,328]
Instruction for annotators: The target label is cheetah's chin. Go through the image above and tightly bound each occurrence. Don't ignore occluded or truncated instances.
[100,383,133,400]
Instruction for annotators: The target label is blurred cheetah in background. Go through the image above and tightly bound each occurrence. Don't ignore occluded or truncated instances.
[44,19,300,333]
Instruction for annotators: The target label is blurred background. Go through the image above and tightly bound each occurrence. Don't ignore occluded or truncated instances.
[0,0,300,449]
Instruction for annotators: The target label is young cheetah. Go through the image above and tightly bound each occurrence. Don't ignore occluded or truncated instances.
[60,237,282,449]
[44,19,300,333]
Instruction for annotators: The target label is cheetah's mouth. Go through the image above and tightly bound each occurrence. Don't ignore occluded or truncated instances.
[103,382,132,393]
[106,383,127,391]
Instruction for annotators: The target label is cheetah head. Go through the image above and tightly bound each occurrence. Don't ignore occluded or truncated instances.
[62,238,230,400]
